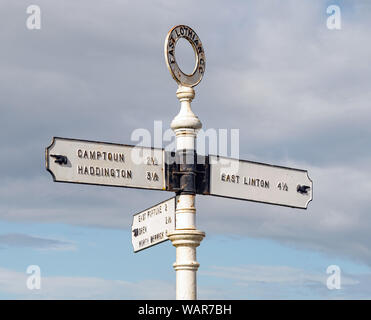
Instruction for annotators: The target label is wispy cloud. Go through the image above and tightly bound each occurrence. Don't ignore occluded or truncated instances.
[201,265,355,285]
[0,267,174,299]
[200,265,370,299]
[0,233,76,251]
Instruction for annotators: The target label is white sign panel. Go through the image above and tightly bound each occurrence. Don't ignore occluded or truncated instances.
[46,137,165,190]
[132,197,176,252]
[209,155,313,209]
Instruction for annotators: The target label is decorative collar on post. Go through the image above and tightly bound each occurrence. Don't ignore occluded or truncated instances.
[171,86,202,133]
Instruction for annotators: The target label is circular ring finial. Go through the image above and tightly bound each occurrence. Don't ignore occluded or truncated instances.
[164,25,206,87]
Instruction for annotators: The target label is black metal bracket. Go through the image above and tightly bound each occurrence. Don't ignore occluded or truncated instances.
[195,154,209,195]
[165,151,209,195]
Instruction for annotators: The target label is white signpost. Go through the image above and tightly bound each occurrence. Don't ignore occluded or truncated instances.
[46,137,166,191]
[131,197,176,252]
[45,25,314,301]
[209,155,313,209]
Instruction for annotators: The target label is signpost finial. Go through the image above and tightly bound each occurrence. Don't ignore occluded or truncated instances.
[164,25,206,88]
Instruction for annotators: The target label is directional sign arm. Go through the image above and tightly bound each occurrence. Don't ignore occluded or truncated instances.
[45,137,166,191]
[208,155,313,209]
[131,197,176,252]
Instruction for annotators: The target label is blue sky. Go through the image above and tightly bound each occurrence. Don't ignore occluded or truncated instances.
[1,0,371,299]
[1,220,370,299]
